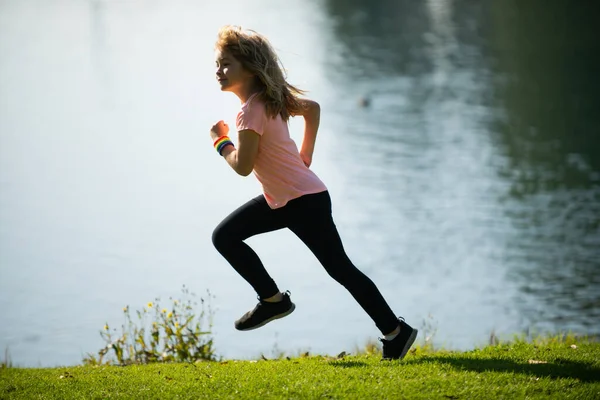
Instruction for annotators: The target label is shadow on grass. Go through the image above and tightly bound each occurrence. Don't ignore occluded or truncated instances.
[404,356,600,383]
[328,360,369,368]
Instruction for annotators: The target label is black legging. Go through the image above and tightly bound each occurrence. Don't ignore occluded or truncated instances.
[212,190,399,334]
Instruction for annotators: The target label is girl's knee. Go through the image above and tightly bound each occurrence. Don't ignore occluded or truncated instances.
[211,225,228,251]
[212,219,249,252]
[321,255,369,285]
[324,262,358,285]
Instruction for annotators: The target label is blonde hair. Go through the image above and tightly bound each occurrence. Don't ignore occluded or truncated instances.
[215,25,305,122]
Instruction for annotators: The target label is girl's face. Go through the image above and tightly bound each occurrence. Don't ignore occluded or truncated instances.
[215,49,254,94]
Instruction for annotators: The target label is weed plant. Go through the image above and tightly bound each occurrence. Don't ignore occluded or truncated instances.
[83,285,217,365]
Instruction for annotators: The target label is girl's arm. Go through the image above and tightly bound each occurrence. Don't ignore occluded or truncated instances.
[211,120,259,176]
[220,130,260,176]
[295,99,321,167]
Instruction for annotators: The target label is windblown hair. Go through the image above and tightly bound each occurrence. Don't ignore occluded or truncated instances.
[216,25,306,122]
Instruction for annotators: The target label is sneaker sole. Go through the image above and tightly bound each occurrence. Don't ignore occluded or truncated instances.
[236,303,296,331]
[398,328,418,360]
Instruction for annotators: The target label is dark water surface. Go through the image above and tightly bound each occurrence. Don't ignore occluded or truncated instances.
[0,0,598,366]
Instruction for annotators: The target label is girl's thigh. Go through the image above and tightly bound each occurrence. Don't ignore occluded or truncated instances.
[287,192,346,259]
[214,195,288,240]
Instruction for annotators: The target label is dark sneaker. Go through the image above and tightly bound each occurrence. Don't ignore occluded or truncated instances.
[234,291,295,331]
[380,318,418,360]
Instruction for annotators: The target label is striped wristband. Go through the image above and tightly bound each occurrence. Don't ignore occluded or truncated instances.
[213,136,234,155]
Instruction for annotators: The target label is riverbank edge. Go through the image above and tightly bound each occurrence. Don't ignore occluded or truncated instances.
[1,336,599,399]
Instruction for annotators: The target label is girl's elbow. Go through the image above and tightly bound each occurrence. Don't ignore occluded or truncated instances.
[310,101,320,119]
[297,99,320,117]
[236,165,254,176]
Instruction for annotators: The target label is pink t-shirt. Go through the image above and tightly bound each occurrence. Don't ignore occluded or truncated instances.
[236,94,327,209]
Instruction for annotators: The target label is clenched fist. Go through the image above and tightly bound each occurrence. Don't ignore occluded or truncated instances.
[210,120,229,141]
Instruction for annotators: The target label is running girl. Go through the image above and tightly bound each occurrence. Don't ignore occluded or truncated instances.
[209,25,417,360]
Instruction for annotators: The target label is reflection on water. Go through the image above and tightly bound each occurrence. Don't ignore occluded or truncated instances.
[321,0,599,336]
[489,0,600,331]
[0,0,598,367]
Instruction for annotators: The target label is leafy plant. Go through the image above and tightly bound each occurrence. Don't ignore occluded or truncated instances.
[84,285,217,365]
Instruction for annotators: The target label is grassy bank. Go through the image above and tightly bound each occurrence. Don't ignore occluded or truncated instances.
[1,337,599,399]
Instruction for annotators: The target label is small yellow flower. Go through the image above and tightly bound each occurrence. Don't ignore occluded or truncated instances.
[175,322,179,328]
[161,308,167,313]
[104,324,109,331]
[173,300,179,305]
[147,302,153,308]
[167,312,173,319]
[152,322,157,327]
[122,306,128,312]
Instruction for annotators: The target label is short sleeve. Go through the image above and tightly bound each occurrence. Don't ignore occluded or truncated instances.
[236,101,267,136]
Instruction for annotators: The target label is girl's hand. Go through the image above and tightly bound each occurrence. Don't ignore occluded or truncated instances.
[210,120,229,141]
[300,151,312,168]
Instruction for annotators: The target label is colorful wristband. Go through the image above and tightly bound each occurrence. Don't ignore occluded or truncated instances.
[214,136,234,155]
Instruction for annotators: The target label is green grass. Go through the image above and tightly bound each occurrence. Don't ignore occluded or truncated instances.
[1,337,599,399]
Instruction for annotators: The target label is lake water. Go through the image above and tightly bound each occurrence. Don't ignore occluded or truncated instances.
[1,0,599,367]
